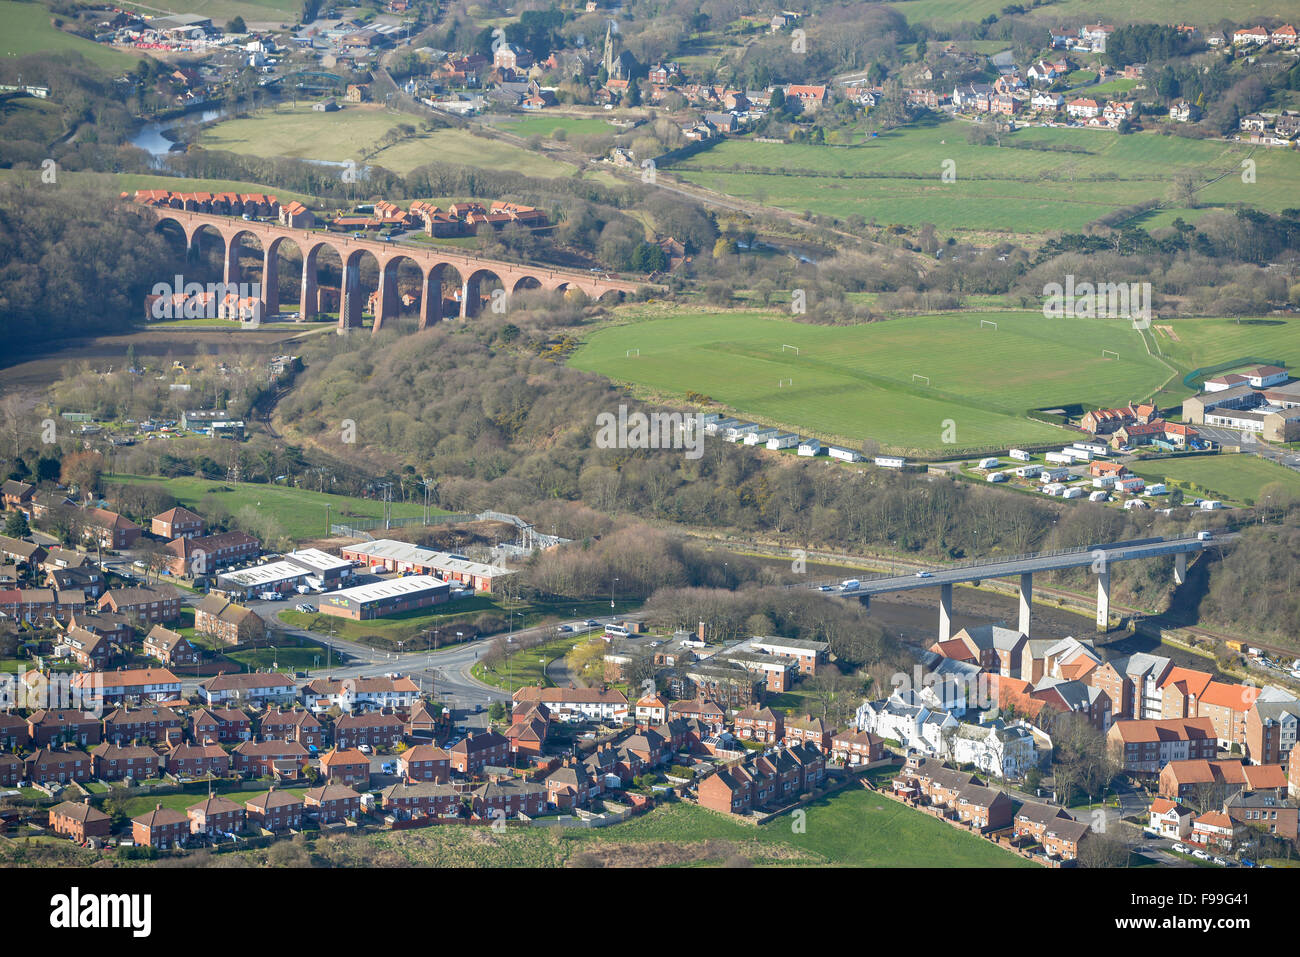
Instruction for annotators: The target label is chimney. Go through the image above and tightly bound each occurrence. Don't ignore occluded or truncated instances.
[155,802,163,810]
[83,796,91,805]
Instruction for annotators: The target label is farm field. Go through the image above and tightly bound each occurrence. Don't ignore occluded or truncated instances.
[0,170,323,207]
[884,0,1300,27]
[494,115,618,138]
[570,307,1174,452]
[101,473,442,541]
[199,105,573,178]
[1130,453,1300,505]
[668,119,1300,235]
[117,0,301,26]
[0,0,141,71]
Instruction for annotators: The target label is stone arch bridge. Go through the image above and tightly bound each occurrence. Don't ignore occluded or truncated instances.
[147,208,641,333]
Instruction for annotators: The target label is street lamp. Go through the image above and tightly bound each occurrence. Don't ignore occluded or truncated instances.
[611,577,619,609]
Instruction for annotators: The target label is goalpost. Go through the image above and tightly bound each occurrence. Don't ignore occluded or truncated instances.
[980,319,998,330]
[626,348,640,357]
[782,344,800,355]
[912,374,930,385]
[779,378,794,387]
[1101,349,1119,360]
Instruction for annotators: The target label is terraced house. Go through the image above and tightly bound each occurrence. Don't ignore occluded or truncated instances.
[102,705,184,745]
[332,711,404,750]
[98,586,180,626]
[90,742,161,781]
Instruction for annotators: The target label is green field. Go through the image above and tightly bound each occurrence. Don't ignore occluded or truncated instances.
[102,473,442,542]
[117,0,301,26]
[1151,318,1300,382]
[1131,453,1300,505]
[884,0,1300,27]
[670,119,1300,236]
[570,307,1178,452]
[200,105,574,177]
[0,0,142,71]
[495,115,618,139]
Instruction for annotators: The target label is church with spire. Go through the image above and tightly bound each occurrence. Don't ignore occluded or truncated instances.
[602,20,639,80]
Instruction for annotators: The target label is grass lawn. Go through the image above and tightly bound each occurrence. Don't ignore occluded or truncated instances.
[115,786,306,818]
[224,643,328,672]
[471,632,578,693]
[0,0,141,71]
[1152,318,1300,388]
[200,104,573,178]
[101,473,442,542]
[570,305,1174,453]
[669,118,1300,236]
[495,115,617,139]
[1130,453,1300,505]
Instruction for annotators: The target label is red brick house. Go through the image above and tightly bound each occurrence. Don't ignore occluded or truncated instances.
[448,731,509,776]
[190,707,252,744]
[734,705,783,743]
[232,740,309,777]
[27,710,101,748]
[244,788,303,831]
[90,743,161,781]
[398,744,450,783]
[470,778,546,820]
[0,753,20,786]
[59,625,117,670]
[82,508,142,549]
[152,506,205,540]
[193,594,264,644]
[784,713,833,751]
[1014,801,1075,843]
[667,698,725,734]
[132,804,190,848]
[1107,717,1218,774]
[142,625,200,667]
[831,729,885,765]
[258,707,324,747]
[162,530,260,577]
[954,783,1014,830]
[698,765,755,815]
[319,748,370,786]
[303,784,361,823]
[187,795,245,837]
[98,587,180,626]
[545,762,599,808]
[505,714,548,756]
[333,711,404,750]
[0,713,24,750]
[381,780,461,818]
[165,741,230,778]
[103,705,184,745]
[49,798,111,842]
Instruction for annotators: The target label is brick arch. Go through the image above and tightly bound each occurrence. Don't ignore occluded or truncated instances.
[371,252,427,334]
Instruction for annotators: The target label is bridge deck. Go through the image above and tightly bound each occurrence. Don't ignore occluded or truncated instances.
[817,534,1236,597]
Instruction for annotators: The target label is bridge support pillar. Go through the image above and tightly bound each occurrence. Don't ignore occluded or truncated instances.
[222,238,241,286]
[373,265,399,334]
[461,275,481,318]
[339,260,363,332]
[300,256,317,320]
[1096,568,1111,632]
[1174,551,1187,586]
[262,248,279,316]
[938,583,953,643]
[1018,572,1032,637]
[418,268,443,330]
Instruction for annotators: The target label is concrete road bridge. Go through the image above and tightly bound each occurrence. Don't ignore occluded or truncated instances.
[807,533,1239,640]
[146,208,641,332]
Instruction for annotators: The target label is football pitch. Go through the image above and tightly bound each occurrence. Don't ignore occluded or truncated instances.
[570,309,1175,453]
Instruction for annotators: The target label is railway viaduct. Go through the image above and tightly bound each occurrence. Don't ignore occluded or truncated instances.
[146,208,642,333]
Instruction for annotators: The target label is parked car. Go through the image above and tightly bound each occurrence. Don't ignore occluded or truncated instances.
[357,744,372,754]
[1172,842,1190,854]
[295,603,316,613]
[258,591,283,601]
[1191,848,1210,860]
[380,762,396,774]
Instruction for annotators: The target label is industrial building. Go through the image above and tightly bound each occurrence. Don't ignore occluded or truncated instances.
[316,575,450,620]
